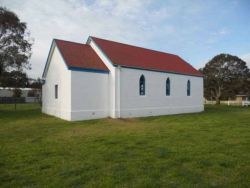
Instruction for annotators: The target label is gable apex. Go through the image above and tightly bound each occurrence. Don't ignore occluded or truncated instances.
[42,39,110,78]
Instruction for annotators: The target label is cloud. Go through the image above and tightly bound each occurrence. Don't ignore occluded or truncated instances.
[1,0,248,78]
[206,28,230,44]
[240,53,250,68]
[2,0,175,78]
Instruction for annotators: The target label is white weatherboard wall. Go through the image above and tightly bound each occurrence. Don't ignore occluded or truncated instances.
[42,45,71,120]
[119,67,204,118]
[70,70,109,121]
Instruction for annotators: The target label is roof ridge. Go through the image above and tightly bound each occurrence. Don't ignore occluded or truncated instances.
[90,36,178,57]
[89,36,202,77]
[54,38,85,46]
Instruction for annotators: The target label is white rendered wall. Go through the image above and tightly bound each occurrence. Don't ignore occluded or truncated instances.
[42,38,204,121]
[42,45,71,120]
[88,38,118,118]
[119,67,204,118]
[70,71,109,121]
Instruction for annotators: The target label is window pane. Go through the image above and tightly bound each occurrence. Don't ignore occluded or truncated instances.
[187,80,190,96]
[139,75,145,95]
[55,85,58,99]
[166,78,170,96]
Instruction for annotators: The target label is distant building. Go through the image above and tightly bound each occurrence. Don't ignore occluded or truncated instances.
[0,87,41,103]
[235,95,248,102]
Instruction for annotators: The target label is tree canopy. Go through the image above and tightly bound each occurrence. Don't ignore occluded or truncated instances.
[201,53,250,104]
[0,70,29,88]
[0,6,33,86]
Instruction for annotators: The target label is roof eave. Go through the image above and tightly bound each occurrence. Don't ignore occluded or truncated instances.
[68,66,109,74]
[113,64,203,77]
[42,39,56,79]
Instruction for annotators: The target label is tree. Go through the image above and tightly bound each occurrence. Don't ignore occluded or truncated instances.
[12,88,22,98]
[28,78,42,104]
[12,88,22,110]
[201,54,249,104]
[0,70,29,87]
[0,6,32,79]
[28,77,42,89]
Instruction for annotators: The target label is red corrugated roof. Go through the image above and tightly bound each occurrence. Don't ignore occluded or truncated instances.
[55,39,109,72]
[91,37,202,77]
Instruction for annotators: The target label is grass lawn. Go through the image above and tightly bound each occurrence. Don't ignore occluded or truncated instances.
[0,104,249,187]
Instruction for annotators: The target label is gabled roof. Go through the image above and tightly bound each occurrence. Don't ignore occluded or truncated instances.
[91,37,202,77]
[54,39,109,72]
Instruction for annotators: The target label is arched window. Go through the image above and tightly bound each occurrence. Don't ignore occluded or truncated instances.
[166,78,170,96]
[187,80,191,96]
[139,75,145,95]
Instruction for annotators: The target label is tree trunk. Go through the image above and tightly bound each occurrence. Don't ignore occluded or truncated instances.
[14,97,17,111]
[215,86,222,105]
[215,97,220,105]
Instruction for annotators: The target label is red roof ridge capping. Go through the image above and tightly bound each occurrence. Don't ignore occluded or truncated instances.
[54,39,109,72]
[90,36,203,77]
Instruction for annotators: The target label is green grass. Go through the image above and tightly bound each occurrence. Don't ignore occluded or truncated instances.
[0,104,249,187]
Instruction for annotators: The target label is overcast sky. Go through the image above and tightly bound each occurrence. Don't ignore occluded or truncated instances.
[1,0,250,78]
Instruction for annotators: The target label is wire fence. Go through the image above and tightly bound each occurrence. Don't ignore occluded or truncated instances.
[0,97,40,104]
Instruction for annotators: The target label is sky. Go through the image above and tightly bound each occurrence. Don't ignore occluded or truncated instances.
[1,0,250,78]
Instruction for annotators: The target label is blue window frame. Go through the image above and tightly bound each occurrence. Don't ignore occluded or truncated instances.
[139,75,145,95]
[166,78,170,96]
[187,80,191,96]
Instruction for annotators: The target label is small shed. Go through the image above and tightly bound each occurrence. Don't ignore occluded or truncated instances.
[235,95,248,102]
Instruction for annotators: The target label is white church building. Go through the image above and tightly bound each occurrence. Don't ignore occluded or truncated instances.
[42,36,203,121]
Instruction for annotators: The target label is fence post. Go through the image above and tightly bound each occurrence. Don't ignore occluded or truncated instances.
[14,97,17,111]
